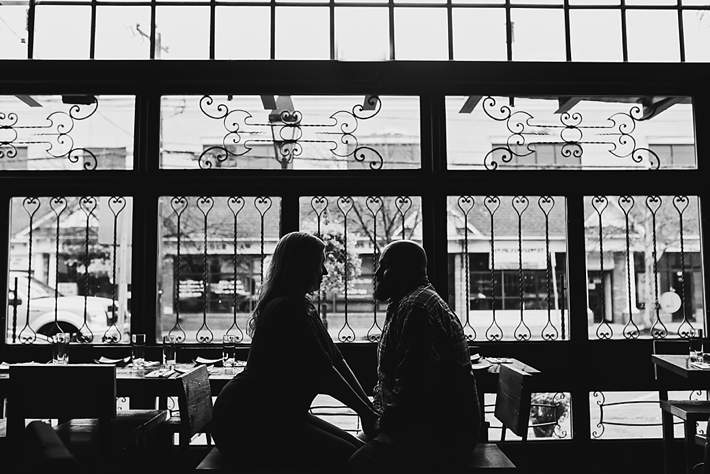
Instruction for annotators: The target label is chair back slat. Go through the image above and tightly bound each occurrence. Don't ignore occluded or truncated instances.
[177,365,213,437]
[494,364,533,439]
[8,364,116,439]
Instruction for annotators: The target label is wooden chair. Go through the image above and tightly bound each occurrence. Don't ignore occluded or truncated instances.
[164,365,214,450]
[653,340,710,474]
[7,364,169,472]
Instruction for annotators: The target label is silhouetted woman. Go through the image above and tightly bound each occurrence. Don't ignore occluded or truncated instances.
[212,231,378,472]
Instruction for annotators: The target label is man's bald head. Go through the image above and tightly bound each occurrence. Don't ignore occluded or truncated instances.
[374,240,429,301]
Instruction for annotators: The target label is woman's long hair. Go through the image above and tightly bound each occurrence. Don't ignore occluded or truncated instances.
[249,231,324,336]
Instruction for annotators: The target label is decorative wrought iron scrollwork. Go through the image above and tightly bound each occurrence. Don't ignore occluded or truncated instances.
[483,196,503,342]
[480,97,663,170]
[19,197,40,344]
[77,196,97,343]
[197,95,384,170]
[457,195,476,341]
[196,196,215,344]
[394,196,412,240]
[538,196,559,341]
[591,391,606,439]
[103,196,127,344]
[645,195,668,339]
[168,196,188,343]
[512,196,532,342]
[618,195,640,340]
[311,196,329,320]
[552,392,568,438]
[591,196,613,340]
[226,196,246,342]
[365,196,384,343]
[49,197,67,336]
[1,98,100,169]
[673,195,694,338]
[337,196,356,343]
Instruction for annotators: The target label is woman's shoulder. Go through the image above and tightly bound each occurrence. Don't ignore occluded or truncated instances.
[260,296,309,320]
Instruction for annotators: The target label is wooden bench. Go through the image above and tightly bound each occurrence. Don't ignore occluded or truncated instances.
[195,443,515,473]
[195,364,531,473]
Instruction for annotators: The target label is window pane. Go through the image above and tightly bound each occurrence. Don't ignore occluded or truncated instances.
[157,196,281,344]
[570,10,622,62]
[445,95,696,170]
[276,7,329,59]
[447,195,569,342]
[626,10,680,62]
[299,196,423,342]
[335,7,389,61]
[155,7,210,59]
[95,7,151,59]
[215,7,271,59]
[452,8,507,60]
[626,0,675,4]
[585,195,703,340]
[485,393,571,440]
[33,6,90,59]
[7,196,133,344]
[569,0,619,4]
[0,4,28,59]
[683,10,710,62]
[160,95,421,170]
[394,8,448,60]
[683,0,710,4]
[590,392,662,439]
[510,9,565,61]
[0,95,135,171]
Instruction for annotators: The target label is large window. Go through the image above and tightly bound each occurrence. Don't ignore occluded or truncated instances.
[1,61,708,459]
[4,2,710,61]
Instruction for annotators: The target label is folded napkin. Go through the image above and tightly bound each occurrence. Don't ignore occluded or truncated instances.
[195,356,223,366]
[0,362,10,371]
[690,361,710,370]
[145,368,177,378]
[95,356,131,366]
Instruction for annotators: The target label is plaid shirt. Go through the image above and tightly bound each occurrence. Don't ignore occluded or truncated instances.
[373,283,480,436]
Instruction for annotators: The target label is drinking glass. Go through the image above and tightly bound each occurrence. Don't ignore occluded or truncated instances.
[131,333,146,367]
[163,335,178,369]
[223,335,239,369]
[690,329,705,362]
[52,332,70,364]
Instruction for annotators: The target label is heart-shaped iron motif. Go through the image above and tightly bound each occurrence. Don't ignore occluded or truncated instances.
[170,196,188,216]
[591,195,608,215]
[227,196,245,216]
[645,195,662,214]
[365,196,383,216]
[22,196,41,218]
[108,196,127,216]
[483,195,500,215]
[254,196,273,216]
[196,196,214,216]
[617,195,635,214]
[337,196,354,215]
[310,196,328,216]
[537,196,555,216]
[395,196,412,216]
[79,196,98,216]
[457,195,474,215]
[512,195,529,215]
[49,196,67,216]
[672,195,689,214]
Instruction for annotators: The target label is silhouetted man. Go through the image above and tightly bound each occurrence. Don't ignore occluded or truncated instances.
[350,240,481,474]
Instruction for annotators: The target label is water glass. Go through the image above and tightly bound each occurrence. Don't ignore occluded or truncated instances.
[52,332,71,364]
[690,329,705,362]
[223,335,239,369]
[131,333,146,367]
[163,335,178,368]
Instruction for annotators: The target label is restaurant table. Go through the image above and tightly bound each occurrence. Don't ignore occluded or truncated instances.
[651,354,710,474]
[0,357,539,441]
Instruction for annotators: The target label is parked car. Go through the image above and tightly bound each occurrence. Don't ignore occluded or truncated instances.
[6,270,121,342]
